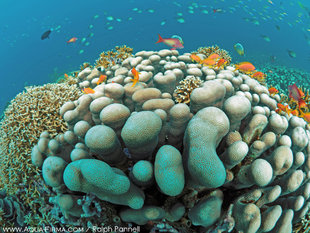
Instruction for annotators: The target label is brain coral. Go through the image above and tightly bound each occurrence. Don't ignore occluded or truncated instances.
[0,82,81,226]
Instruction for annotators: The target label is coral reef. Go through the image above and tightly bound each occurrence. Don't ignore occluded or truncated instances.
[95,45,133,69]
[30,48,310,232]
[194,45,232,65]
[0,190,25,227]
[3,48,310,231]
[0,82,82,226]
[260,64,310,94]
[173,76,203,104]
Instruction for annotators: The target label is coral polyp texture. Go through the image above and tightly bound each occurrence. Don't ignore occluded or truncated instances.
[3,48,310,232]
[0,82,82,226]
[95,45,133,69]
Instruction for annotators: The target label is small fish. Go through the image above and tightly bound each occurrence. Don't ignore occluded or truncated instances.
[190,54,202,63]
[130,67,140,87]
[234,43,245,56]
[276,103,292,115]
[216,58,227,69]
[300,109,310,122]
[290,109,299,117]
[207,53,220,60]
[287,50,296,58]
[261,35,271,42]
[234,62,256,73]
[41,30,51,40]
[202,58,216,66]
[251,71,266,83]
[97,75,107,85]
[82,87,95,94]
[288,83,304,102]
[64,73,69,78]
[213,8,223,13]
[275,25,280,30]
[298,99,307,109]
[155,34,184,50]
[268,87,279,95]
[67,37,78,43]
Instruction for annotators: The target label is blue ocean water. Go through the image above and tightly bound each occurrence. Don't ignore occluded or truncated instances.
[1,0,309,114]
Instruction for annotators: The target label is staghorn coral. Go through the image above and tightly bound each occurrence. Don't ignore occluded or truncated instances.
[95,45,133,68]
[0,82,82,226]
[194,45,232,65]
[173,76,203,104]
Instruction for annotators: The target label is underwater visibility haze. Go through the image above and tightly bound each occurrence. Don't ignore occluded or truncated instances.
[1,0,310,232]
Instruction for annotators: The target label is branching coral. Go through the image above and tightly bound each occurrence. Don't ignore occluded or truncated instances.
[259,64,310,94]
[173,76,203,104]
[56,74,79,85]
[194,45,232,65]
[80,62,93,71]
[0,83,82,226]
[95,45,133,68]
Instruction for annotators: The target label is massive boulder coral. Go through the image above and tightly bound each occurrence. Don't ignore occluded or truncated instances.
[29,49,310,232]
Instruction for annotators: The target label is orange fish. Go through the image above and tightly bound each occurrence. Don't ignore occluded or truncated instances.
[216,58,227,69]
[290,109,299,117]
[64,73,69,78]
[298,99,307,109]
[300,110,310,123]
[288,83,304,101]
[97,75,107,85]
[234,62,256,73]
[276,103,290,114]
[207,53,220,60]
[82,87,95,94]
[251,71,266,78]
[202,58,216,66]
[130,67,140,87]
[268,87,279,95]
[67,37,78,43]
[190,54,202,64]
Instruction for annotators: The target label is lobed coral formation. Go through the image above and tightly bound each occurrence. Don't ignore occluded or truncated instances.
[0,82,82,226]
[95,45,133,69]
[173,76,203,104]
[26,48,310,232]
[194,45,232,65]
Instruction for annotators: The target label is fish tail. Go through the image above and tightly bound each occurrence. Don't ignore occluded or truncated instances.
[156,34,164,43]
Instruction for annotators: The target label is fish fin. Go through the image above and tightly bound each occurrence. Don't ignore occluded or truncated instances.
[156,34,164,43]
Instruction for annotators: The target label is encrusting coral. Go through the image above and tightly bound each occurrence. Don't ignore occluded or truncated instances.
[0,82,82,226]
